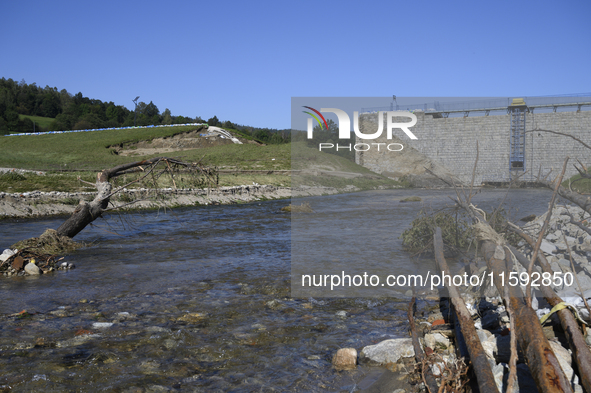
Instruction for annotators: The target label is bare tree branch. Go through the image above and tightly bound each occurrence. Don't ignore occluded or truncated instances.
[525,157,569,307]
[526,128,591,150]
[55,156,215,239]
[468,141,479,204]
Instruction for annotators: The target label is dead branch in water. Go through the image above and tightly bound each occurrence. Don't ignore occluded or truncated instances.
[433,227,499,393]
[7,157,217,259]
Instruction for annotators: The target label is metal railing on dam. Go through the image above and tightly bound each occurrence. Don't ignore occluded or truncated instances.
[361,94,591,117]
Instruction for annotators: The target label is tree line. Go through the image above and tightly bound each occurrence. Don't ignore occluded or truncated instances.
[0,78,289,144]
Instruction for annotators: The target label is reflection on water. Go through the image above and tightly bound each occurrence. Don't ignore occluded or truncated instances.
[0,189,556,391]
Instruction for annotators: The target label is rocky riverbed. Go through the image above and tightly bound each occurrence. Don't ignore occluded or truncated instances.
[329,202,591,392]
[3,188,590,391]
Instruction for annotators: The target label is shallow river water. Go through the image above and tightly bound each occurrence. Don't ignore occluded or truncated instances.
[0,188,556,392]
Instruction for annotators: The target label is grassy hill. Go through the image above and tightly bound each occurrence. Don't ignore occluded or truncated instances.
[0,126,402,192]
[0,125,206,170]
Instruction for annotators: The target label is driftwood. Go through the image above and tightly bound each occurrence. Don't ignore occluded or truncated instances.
[508,225,591,393]
[525,158,569,307]
[457,200,574,393]
[565,211,591,236]
[538,179,591,215]
[433,227,499,393]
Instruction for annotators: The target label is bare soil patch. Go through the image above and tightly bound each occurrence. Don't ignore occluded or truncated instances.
[110,130,261,157]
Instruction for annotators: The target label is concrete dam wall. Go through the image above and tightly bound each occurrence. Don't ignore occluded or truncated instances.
[356,109,591,185]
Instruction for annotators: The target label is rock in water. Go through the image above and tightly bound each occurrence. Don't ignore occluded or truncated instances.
[24,262,41,275]
[332,348,357,370]
[92,322,114,329]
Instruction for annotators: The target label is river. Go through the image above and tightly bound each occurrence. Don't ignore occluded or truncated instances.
[0,188,556,392]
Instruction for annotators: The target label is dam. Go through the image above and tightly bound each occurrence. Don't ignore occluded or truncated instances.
[356,96,591,185]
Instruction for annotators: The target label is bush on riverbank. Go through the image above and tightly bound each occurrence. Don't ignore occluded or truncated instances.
[401,209,475,255]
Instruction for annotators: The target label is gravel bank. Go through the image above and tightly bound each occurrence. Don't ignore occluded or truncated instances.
[0,184,355,219]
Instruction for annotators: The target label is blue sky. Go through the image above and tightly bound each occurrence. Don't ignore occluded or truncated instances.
[1,1,589,129]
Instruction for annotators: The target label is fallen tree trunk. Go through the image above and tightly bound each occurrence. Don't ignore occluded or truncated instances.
[539,179,591,215]
[433,227,499,393]
[457,200,574,393]
[508,225,591,393]
[56,157,206,239]
[481,242,573,393]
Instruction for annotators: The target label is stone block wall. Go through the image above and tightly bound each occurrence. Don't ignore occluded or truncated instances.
[356,110,591,185]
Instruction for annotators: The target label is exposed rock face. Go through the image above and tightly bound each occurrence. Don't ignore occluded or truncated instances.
[0,185,293,219]
[424,332,451,350]
[519,204,591,305]
[110,128,257,157]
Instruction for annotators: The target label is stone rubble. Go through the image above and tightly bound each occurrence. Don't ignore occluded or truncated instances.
[518,204,591,319]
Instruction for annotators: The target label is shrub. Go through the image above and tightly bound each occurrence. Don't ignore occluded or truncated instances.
[401,209,474,255]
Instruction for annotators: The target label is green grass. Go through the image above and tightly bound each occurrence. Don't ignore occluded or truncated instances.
[562,173,591,194]
[0,171,98,193]
[0,125,206,170]
[401,196,422,202]
[19,114,55,129]
[291,142,367,173]
[223,127,264,144]
[218,174,290,187]
[0,124,294,172]
[195,143,291,170]
[0,126,404,193]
